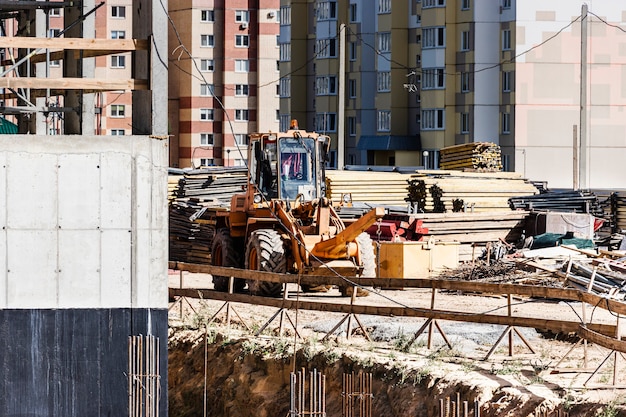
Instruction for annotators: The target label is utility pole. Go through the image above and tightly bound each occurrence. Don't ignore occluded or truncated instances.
[337,23,346,170]
[579,4,588,189]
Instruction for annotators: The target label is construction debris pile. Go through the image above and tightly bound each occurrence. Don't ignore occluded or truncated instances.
[439,142,503,171]
[168,167,247,263]
[508,190,605,215]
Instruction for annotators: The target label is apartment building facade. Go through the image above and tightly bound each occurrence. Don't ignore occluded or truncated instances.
[168,0,281,168]
[279,0,626,189]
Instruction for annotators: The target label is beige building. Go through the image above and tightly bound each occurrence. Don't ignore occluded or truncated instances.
[168,0,281,168]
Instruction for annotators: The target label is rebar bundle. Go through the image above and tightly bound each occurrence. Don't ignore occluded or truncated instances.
[128,335,161,417]
[290,368,326,417]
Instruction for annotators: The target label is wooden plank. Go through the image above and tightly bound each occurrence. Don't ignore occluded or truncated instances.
[0,77,148,91]
[169,287,617,337]
[0,37,149,51]
[168,262,626,316]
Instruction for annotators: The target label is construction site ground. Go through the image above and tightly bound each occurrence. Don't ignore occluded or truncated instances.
[167,269,626,417]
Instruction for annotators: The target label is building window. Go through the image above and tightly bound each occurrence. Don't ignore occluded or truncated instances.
[111,6,126,18]
[110,55,126,68]
[49,60,60,67]
[377,111,391,132]
[235,84,250,96]
[201,35,215,47]
[502,0,511,9]
[235,59,250,72]
[501,112,510,134]
[200,108,214,121]
[422,0,445,8]
[349,42,357,61]
[201,59,214,72]
[348,117,356,136]
[377,71,391,92]
[416,34,421,44]
[111,129,125,135]
[110,105,125,118]
[461,0,470,10]
[276,84,280,96]
[377,32,391,53]
[235,10,249,22]
[422,150,440,169]
[279,114,290,131]
[378,0,391,14]
[502,71,512,92]
[280,6,291,25]
[48,29,61,38]
[50,8,61,16]
[502,29,511,51]
[200,158,214,166]
[280,78,291,97]
[461,31,470,51]
[349,79,357,98]
[421,109,445,130]
[350,3,358,22]
[235,134,248,146]
[111,30,126,39]
[422,68,445,89]
[316,1,337,21]
[315,113,337,132]
[200,84,214,96]
[422,27,445,49]
[315,39,337,58]
[280,43,291,61]
[416,55,421,66]
[461,113,469,133]
[461,72,470,92]
[315,75,337,95]
[200,133,214,145]
[235,110,249,121]
[235,35,249,47]
[201,10,215,22]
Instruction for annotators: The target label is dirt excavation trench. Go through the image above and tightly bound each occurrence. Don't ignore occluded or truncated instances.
[167,284,626,417]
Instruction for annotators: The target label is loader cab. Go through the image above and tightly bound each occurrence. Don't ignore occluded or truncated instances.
[250,124,330,203]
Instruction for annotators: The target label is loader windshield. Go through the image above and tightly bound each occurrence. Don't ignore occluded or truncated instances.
[278,137,317,201]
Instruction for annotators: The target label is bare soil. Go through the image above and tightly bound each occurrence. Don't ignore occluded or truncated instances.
[168,270,626,417]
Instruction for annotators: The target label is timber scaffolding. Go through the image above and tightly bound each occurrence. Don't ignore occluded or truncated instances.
[168,262,626,386]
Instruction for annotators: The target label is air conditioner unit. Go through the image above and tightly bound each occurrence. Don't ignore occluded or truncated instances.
[240,22,248,29]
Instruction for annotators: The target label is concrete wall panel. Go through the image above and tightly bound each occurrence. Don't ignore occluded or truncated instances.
[58,230,101,308]
[7,153,58,230]
[100,230,131,307]
[7,230,57,308]
[58,154,100,230]
[100,152,132,230]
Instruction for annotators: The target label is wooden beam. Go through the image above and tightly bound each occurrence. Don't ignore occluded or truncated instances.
[169,261,626,316]
[169,287,618,341]
[0,77,148,91]
[0,37,149,51]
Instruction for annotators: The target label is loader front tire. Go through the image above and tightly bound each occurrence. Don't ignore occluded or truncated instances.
[245,229,286,297]
[211,228,245,292]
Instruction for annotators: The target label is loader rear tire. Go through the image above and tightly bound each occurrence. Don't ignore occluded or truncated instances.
[340,232,375,297]
[245,229,286,297]
[211,228,245,292]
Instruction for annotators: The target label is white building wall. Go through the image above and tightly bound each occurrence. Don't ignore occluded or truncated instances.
[472,0,502,143]
[514,0,626,189]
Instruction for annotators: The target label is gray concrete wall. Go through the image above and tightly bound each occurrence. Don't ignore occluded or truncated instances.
[0,135,169,417]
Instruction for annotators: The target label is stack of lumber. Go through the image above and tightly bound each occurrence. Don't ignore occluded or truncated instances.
[168,167,248,264]
[439,142,503,171]
[325,170,412,207]
[406,170,539,213]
